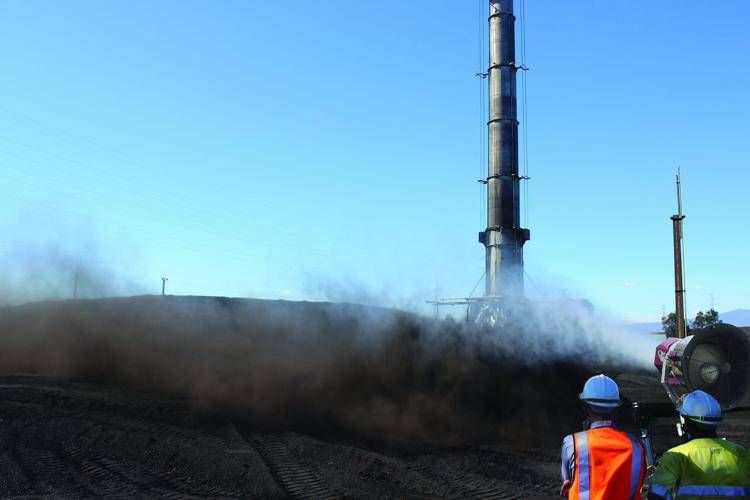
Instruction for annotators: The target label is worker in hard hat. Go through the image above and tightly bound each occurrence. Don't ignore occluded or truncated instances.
[560,374,645,499]
[648,390,750,500]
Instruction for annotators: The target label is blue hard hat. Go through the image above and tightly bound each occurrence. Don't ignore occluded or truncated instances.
[678,390,722,426]
[579,374,621,408]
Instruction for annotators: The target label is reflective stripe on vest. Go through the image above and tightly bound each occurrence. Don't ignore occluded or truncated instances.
[650,483,673,500]
[570,427,644,500]
[675,485,750,496]
[576,431,591,500]
[627,433,644,500]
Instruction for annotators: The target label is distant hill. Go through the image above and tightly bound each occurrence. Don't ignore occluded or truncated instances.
[628,309,750,334]
[720,309,750,326]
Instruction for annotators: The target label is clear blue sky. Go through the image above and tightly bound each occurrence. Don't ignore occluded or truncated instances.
[0,1,747,321]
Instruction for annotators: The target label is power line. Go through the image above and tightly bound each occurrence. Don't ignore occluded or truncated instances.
[0,191,426,301]
[0,166,295,258]
[0,147,368,260]
[0,133,371,254]
[0,193,275,266]
[0,106,147,165]
[0,192,333,284]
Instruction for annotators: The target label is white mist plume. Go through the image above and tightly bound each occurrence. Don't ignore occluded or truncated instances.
[308,275,657,371]
[0,211,144,305]
[518,298,657,370]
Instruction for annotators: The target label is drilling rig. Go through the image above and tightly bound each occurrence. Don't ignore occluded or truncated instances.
[429,0,529,324]
[478,0,530,300]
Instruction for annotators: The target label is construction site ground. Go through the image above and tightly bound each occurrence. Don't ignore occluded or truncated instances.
[1,373,748,499]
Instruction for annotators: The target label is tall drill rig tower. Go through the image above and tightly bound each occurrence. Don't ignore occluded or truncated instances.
[428,0,528,321]
[478,0,529,298]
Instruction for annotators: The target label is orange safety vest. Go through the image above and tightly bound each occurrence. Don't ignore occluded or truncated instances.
[569,426,644,500]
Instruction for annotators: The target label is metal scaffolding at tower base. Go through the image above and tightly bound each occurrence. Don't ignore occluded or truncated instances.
[426,295,529,327]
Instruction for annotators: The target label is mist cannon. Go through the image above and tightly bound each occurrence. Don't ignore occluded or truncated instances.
[654,323,750,409]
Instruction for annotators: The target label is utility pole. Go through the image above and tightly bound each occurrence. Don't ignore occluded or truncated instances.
[478,0,530,298]
[671,169,687,339]
[161,277,168,296]
[73,270,79,300]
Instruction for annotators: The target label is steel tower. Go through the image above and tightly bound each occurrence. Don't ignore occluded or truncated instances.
[478,0,529,297]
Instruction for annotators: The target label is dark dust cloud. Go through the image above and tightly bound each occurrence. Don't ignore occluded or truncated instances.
[0,296,651,446]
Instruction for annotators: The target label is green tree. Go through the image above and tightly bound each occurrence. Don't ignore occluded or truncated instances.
[691,308,722,330]
[663,308,722,337]
[662,312,678,337]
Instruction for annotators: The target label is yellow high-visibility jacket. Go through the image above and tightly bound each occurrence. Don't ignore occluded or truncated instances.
[650,438,750,499]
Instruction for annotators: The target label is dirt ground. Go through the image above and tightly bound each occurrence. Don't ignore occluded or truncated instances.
[0,373,747,499]
[0,374,560,499]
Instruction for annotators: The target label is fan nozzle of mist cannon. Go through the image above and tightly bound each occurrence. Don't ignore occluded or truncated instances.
[654,323,750,409]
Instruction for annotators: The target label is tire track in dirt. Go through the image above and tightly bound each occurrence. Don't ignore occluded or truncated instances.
[0,381,258,498]
[237,429,336,499]
[406,462,519,500]
[15,446,93,497]
[283,433,446,498]
[64,418,245,498]
[66,444,197,498]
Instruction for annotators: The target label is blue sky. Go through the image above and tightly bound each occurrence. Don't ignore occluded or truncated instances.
[0,1,747,321]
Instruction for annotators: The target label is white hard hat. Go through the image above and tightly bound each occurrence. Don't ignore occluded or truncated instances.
[579,374,621,408]
[678,390,722,426]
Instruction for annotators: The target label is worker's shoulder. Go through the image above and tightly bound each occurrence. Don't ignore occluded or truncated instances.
[669,438,747,455]
[716,438,750,457]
